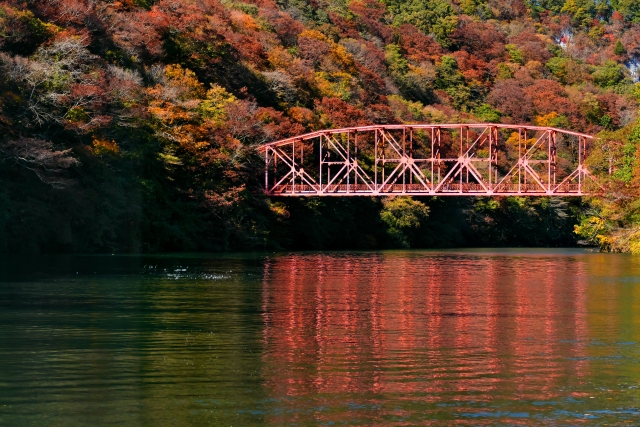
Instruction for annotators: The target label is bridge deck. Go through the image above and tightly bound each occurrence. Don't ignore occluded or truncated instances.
[267,183,586,196]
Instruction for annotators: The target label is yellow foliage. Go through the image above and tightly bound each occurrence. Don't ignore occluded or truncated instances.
[269,201,290,218]
[194,141,210,149]
[314,72,353,101]
[200,84,236,123]
[267,47,294,70]
[299,29,328,42]
[330,44,356,73]
[629,231,640,255]
[147,101,195,124]
[159,152,183,166]
[588,26,604,40]
[146,65,230,150]
[163,64,205,99]
[525,60,544,78]
[505,132,537,150]
[574,216,612,248]
[632,83,640,102]
[534,112,560,126]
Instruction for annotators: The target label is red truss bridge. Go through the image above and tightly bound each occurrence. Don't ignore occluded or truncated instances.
[259,124,598,197]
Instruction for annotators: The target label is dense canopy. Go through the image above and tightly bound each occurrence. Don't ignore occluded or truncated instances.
[0,0,639,252]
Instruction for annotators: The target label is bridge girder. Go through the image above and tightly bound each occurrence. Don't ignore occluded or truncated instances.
[259,124,598,197]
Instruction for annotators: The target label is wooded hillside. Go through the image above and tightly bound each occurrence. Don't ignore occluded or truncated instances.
[1,0,639,252]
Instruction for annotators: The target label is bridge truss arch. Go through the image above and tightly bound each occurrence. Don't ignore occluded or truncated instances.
[259,123,598,197]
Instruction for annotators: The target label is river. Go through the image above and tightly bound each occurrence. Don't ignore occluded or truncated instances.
[1,249,639,426]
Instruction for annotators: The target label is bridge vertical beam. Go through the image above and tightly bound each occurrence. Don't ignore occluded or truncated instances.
[409,128,413,186]
[579,135,586,194]
[354,131,358,190]
[488,126,495,191]
[523,129,527,191]
[431,127,441,191]
[517,128,521,193]
[459,125,463,193]
[318,135,322,193]
[374,129,378,193]
[546,130,551,194]
[402,127,406,193]
[327,136,331,191]
[300,139,304,193]
[381,129,385,191]
[494,127,498,185]
[265,146,269,193]
[431,127,435,192]
[464,126,470,188]
[347,132,350,194]
[548,131,556,193]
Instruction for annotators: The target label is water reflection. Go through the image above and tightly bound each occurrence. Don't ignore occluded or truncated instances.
[261,251,640,424]
[1,251,640,426]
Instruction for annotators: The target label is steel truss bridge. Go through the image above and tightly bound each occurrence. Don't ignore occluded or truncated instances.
[259,124,598,197]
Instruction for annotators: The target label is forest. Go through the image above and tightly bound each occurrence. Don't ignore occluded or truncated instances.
[0,0,639,253]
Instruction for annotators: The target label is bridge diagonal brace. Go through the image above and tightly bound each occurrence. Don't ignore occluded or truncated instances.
[378,129,405,158]
[523,163,549,192]
[322,163,349,191]
[351,162,376,191]
[272,169,294,190]
[325,134,349,162]
[433,160,464,192]
[408,163,432,190]
[271,146,319,191]
[379,162,405,190]
[465,161,490,192]
[494,130,550,191]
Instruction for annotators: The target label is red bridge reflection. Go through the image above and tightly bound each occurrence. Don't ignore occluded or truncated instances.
[260,252,590,423]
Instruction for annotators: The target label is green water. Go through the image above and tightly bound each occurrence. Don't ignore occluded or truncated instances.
[1,250,640,426]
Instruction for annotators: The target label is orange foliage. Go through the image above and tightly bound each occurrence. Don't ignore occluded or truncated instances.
[92,137,120,155]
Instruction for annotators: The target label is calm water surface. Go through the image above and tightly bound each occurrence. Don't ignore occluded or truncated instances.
[1,249,640,426]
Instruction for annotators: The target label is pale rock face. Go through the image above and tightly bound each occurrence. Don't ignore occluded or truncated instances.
[625,57,640,83]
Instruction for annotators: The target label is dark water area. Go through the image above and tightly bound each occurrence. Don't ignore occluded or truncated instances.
[1,250,640,426]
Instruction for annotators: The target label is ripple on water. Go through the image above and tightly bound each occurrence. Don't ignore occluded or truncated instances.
[0,250,640,426]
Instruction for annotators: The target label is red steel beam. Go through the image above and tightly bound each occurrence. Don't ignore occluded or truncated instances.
[260,124,598,197]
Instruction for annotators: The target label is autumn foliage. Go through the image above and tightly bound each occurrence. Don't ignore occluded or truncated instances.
[0,0,639,252]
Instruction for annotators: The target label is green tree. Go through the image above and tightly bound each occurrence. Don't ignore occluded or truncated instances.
[524,0,566,14]
[460,0,494,18]
[561,0,598,26]
[592,60,626,88]
[381,197,430,247]
[474,104,502,122]
[614,40,627,55]
[616,0,640,23]
[546,57,569,83]
[434,56,479,111]
[385,0,458,46]
[505,44,525,65]
[384,44,409,77]
[612,124,640,183]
